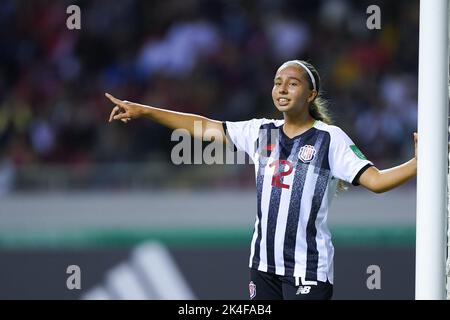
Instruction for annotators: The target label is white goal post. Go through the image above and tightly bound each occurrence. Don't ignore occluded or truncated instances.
[447,7,450,299]
[416,0,449,300]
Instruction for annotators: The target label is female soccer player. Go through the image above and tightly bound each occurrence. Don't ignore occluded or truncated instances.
[106,60,417,300]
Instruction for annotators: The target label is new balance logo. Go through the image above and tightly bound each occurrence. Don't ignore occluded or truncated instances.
[296,285,311,295]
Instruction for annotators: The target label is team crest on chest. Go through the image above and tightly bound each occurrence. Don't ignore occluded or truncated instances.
[298,145,316,163]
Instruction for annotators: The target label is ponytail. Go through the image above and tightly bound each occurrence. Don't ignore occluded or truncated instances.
[308,96,332,124]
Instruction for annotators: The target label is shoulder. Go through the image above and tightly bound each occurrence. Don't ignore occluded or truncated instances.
[254,118,284,126]
[227,118,284,129]
[226,118,283,124]
[314,121,353,146]
[314,121,344,135]
[259,118,284,129]
[224,118,284,139]
[315,121,349,138]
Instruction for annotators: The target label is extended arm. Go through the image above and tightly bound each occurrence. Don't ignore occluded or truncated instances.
[358,133,417,193]
[105,93,226,143]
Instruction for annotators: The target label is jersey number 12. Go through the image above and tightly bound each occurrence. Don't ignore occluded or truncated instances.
[270,160,293,189]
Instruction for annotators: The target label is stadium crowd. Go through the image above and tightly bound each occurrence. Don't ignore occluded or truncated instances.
[0,0,419,191]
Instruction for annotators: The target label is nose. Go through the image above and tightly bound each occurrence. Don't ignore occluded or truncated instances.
[278,82,288,94]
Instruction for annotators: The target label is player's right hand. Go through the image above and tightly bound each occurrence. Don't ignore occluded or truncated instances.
[106,93,141,124]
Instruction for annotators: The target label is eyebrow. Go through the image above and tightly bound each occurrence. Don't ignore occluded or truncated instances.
[274,76,302,82]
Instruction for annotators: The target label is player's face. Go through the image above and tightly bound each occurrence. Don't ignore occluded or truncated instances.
[272,65,316,114]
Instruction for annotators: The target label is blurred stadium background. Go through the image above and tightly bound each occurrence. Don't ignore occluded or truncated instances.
[0,0,418,299]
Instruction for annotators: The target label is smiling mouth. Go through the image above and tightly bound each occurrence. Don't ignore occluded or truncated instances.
[277,98,290,106]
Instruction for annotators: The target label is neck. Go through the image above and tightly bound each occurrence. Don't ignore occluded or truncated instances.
[282,108,316,137]
[283,108,316,129]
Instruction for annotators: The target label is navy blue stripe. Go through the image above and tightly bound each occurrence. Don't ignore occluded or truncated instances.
[265,188,282,273]
[251,124,276,269]
[265,143,289,273]
[282,161,308,276]
[252,167,264,269]
[305,132,331,281]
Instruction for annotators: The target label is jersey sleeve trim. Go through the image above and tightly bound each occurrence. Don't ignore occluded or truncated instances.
[222,121,238,152]
[351,163,373,186]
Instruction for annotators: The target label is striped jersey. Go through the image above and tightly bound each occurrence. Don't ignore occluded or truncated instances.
[223,119,373,284]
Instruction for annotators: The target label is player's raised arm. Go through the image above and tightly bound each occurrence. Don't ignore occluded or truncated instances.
[105,93,226,143]
[357,133,418,193]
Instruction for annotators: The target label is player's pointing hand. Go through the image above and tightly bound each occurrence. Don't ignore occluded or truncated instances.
[106,93,142,123]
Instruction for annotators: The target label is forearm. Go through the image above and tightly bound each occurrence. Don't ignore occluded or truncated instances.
[107,93,226,142]
[136,103,224,141]
[361,158,417,193]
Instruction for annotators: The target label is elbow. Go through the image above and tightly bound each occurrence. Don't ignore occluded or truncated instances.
[369,184,391,194]
[366,179,388,194]
[359,168,392,194]
[372,187,386,194]
[365,173,389,194]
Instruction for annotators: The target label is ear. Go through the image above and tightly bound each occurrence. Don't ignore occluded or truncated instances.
[307,90,318,103]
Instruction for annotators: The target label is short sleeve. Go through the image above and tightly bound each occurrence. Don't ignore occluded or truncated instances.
[223,118,280,159]
[328,126,373,186]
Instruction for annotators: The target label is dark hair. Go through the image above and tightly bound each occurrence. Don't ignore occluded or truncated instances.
[279,60,347,192]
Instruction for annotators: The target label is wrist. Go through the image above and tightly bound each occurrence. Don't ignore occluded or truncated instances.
[410,157,417,174]
[135,103,151,118]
